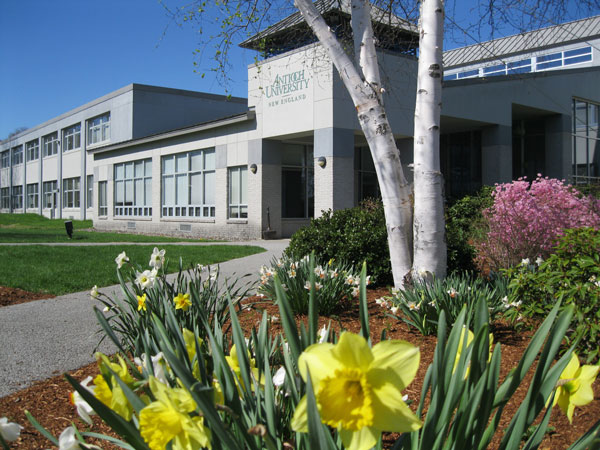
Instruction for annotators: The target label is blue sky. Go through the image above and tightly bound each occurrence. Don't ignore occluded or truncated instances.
[1,0,596,140]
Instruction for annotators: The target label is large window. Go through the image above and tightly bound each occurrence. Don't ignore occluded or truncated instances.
[98,181,108,216]
[282,144,314,218]
[114,159,152,216]
[228,166,248,218]
[11,186,23,209]
[26,183,39,209]
[42,132,59,157]
[62,124,81,152]
[86,174,93,208]
[87,113,110,145]
[573,98,599,181]
[63,177,81,208]
[1,187,9,209]
[162,149,215,218]
[441,131,483,200]
[42,180,58,208]
[1,151,9,168]
[26,140,39,161]
[11,146,23,165]
[355,147,380,203]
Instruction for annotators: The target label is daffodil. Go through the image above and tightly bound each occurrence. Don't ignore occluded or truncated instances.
[149,247,166,269]
[93,353,135,421]
[136,270,156,290]
[226,344,264,392]
[115,251,129,269]
[90,285,99,299]
[137,293,147,312]
[0,417,22,442]
[553,353,599,423]
[174,293,191,311]
[453,328,493,378]
[70,376,96,425]
[291,332,422,450]
[134,352,169,385]
[139,377,211,450]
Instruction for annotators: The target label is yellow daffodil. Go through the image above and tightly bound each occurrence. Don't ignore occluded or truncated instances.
[291,332,422,450]
[173,293,191,311]
[553,353,599,423]
[137,293,147,312]
[226,344,264,392]
[182,328,202,380]
[453,328,494,378]
[93,353,135,421]
[140,377,211,450]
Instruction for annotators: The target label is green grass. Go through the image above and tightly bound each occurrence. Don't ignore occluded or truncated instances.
[0,214,214,243]
[0,244,265,295]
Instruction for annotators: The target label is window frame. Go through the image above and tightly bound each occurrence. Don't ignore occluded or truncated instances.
[87,113,110,146]
[98,181,108,216]
[11,146,23,165]
[11,185,23,210]
[161,149,216,218]
[114,159,152,217]
[42,132,59,157]
[26,183,39,209]
[228,166,248,219]
[0,187,10,209]
[42,180,58,209]
[26,140,39,161]
[281,144,314,219]
[1,150,9,168]
[62,177,81,209]
[62,124,81,152]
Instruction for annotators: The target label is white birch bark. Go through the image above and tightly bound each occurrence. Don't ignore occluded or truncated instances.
[295,0,413,286]
[412,0,447,280]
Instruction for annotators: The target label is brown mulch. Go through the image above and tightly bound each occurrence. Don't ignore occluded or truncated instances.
[0,286,598,449]
[0,286,54,307]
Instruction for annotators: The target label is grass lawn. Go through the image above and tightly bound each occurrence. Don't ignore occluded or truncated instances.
[0,214,215,243]
[0,244,265,295]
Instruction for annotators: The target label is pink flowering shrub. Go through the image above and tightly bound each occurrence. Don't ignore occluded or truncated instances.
[475,175,600,271]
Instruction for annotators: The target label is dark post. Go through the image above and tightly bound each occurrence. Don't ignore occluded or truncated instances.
[64,220,73,239]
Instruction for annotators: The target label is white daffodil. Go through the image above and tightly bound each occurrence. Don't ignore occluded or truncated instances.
[535,256,544,266]
[0,417,23,442]
[196,264,205,272]
[288,268,297,278]
[521,258,530,266]
[135,270,156,290]
[70,376,96,425]
[352,286,360,297]
[346,275,356,285]
[390,306,400,315]
[314,265,326,280]
[58,427,80,450]
[273,366,286,387]
[115,251,129,269]
[134,352,169,385]
[317,325,328,343]
[90,285,99,299]
[103,306,110,313]
[149,247,165,269]
[408,301,420,311]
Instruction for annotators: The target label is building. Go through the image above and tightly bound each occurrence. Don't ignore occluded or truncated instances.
[1,6,598,240]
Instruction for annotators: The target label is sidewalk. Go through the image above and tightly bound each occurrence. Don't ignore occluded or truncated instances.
[0,239,289,398]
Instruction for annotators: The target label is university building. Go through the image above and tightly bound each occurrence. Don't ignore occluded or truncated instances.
[1,6,598,240]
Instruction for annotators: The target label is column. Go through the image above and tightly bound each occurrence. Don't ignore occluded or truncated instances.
[80,120,87,219]
[38,139,43,216]
[313,127,354,217]
[57,135,63,218]
[481,124,513,185]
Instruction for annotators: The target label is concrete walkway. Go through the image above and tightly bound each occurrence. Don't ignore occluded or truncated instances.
[0,239,289,398]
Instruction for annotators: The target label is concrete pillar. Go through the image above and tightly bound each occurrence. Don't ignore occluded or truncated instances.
[313,127,354,217]
[57,134,63,218]
[545,114,571,180]
[38,139,43,216]
[80,121,87,219]
[249,138,282,238]
[22,146,26,212]
[481,124,513,185]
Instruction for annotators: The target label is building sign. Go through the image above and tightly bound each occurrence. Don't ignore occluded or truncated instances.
[265,69,310,107]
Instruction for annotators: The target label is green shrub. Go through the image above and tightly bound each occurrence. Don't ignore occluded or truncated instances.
[256,254,363,315]
[445,186,493,274]
[286,199,392,285]
[504,227,600,363]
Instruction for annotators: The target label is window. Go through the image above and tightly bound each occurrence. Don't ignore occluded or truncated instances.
[282,144,314,218]
[87,113,110,145]
[11,146,23,165]
[1,187,9,209]
[86,175,93,208]
[11,186,23,209]
[98,181,108,216]
[355,147,380,202]
[42,132,59,157]
[114,159,152,216]
[572,98,599,181]
[42,180,58,208]
[537,46,592,71]
[1,151,9,168]
[162,149,215,218]
[228,166,248,218]
[26,140,39,161]
[63,177,81,208]
[26,183,39,209]
[457,69,479,79]
[62,124,81,152]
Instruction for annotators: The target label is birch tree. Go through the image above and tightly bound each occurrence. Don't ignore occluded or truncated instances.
[412,0,446,280]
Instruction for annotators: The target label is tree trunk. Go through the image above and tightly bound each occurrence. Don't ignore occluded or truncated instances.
[295,0,413,286]
[412,0,447,280]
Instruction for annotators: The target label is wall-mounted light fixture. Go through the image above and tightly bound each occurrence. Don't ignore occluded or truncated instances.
[317,156,327,168]
[250,163,257,174]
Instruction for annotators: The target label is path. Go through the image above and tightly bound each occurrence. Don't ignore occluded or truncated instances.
[0,239,288,398]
